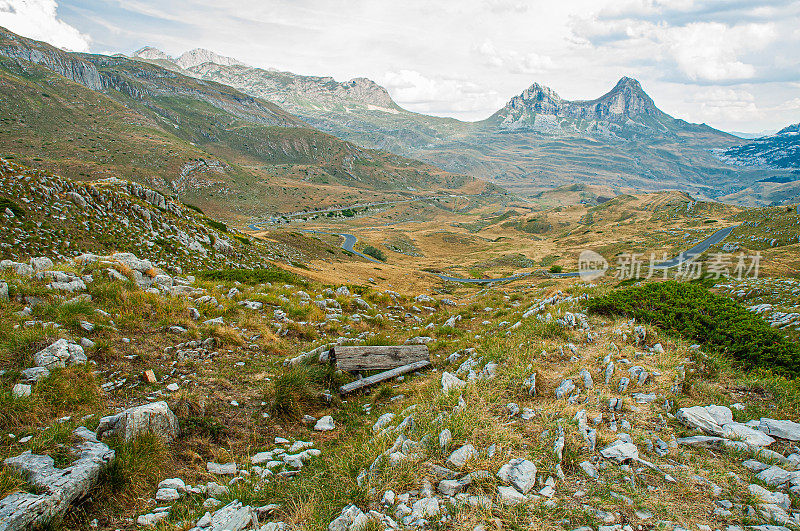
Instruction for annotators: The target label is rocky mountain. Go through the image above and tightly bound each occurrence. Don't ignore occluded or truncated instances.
[717,123,800,170]
[132,46,244,69]
[0,27,490,222]
[175,48,244,69]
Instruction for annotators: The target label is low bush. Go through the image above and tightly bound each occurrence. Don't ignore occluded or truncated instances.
[587,281,800,377]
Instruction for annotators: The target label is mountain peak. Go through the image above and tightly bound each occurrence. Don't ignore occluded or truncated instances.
[132,46,172,62]
[176,48,244,69]
[492,76,661,128]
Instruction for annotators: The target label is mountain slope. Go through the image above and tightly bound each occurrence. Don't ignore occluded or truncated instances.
[0,27,492,222]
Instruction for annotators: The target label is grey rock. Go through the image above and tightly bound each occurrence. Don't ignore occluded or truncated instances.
[600,441,639,462]
[33,339,86,369]
[447,444,478,469]
[497,458,537,494]
[11,383,31,398]
[207,462,238,475]
[21,366,50,383]
[206,500,256,531]
[96,401,179,442]
[579,369,593,389]
[29,257,53,271]
[0,281,7,300]
[496,485,526,505]
[555,379,575,399]
[759,418,800,441]
[439,429,452,449]
[314,416,335,431]
[441,371,466,393]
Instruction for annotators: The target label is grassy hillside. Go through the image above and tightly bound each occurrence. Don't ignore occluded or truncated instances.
[0,27,493,223]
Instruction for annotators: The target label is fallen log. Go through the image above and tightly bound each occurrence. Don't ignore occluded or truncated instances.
[331,345,429,372]
[339,360,431,394]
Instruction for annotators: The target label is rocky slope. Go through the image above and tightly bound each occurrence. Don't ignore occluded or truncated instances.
[0,158,304,270]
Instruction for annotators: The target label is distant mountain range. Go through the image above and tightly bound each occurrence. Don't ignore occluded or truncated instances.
[130,46,798,203]
[717,123,800,170]
[0,28,496,221]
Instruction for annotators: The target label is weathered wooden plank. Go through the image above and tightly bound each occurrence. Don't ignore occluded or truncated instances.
[331,345,429,372]
[339,360,431,395]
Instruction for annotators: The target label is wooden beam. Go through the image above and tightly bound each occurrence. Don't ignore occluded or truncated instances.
[339,360,431,395]
[331,345,429,372]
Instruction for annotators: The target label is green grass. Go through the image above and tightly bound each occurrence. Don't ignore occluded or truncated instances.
[587,280,800,377]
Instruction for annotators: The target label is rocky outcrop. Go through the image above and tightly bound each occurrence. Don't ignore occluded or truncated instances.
[0,427,115,531]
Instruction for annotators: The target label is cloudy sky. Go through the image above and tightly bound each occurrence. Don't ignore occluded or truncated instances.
[1,0,799,133]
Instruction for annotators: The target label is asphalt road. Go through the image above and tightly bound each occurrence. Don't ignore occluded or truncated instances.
[652,225,738,269]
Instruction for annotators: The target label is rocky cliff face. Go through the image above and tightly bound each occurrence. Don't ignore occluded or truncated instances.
[492,76,662,128]
[186,63,401,112]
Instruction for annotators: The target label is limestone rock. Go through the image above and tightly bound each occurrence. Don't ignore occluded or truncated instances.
[33,339,86,369]
[0,427,115,531]
[441,371,466,393]
[96,401,179,442]
[759,418,800,441]
[446,444,478,469]
[314,416,335,431]
[497,458,537,494]
[497,485,526,505]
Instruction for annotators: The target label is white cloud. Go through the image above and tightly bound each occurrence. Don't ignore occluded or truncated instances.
[483,0,529,14]
[0,0,90,51]
[690,87,762,122]
[473,39,553,75]
[775,97,800,111]
[655,22,776,81]
[381,69,505,119]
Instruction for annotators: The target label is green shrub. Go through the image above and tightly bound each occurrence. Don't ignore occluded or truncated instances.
[233,234,251,245]
[362,245,386,262]
[183,202,205,215]
[205,218,228,233]
[0,197,24,218]
[197,267,303,285]
[549,265,563,273]
[587,281,800,377]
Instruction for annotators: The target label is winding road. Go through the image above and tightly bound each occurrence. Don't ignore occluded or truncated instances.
[296,225,738,284]
[300,230,382,263]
